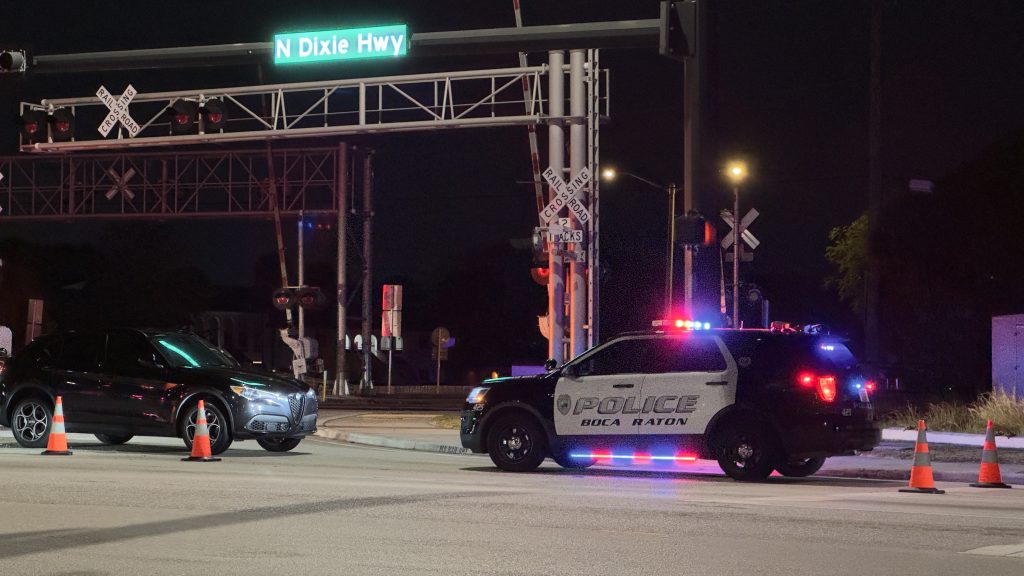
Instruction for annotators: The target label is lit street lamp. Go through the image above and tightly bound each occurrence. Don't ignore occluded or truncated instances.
[601,167,678,317]
[725,160,749,329]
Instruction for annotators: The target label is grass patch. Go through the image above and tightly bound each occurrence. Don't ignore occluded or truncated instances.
[430,414,462,430]
[882,392,1024,436]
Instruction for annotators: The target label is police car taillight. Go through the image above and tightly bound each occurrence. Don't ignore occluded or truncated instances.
[796,371,838,403]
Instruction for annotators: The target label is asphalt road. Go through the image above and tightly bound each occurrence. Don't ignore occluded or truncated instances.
[2,432,1024,576]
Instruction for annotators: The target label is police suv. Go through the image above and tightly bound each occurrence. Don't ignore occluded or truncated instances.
[460,321,881,481]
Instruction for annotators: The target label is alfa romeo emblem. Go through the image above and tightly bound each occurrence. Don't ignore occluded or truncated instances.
[556,394,571,415]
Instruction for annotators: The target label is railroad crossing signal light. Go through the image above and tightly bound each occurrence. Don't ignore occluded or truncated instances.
[19,110,49,143]
[200,99,227,132]
[168,100,199,135]
[659,1,697,61]
[295,286,326,309]
[49,108,75,142]
[272,288,295,310]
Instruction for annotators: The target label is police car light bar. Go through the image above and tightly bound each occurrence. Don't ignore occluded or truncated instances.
[652,319,712,331]
[569,452,698,463]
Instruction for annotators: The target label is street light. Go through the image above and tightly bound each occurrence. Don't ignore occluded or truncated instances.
[724,160,749,328]
[601,167,678,316]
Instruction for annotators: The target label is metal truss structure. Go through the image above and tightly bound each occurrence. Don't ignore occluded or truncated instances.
[0,147,342,220]
[20,65,608,153]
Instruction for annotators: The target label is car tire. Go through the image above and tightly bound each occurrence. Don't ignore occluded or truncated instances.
[94,434,133,445]
[180,400,233,455]
[256,437,302,452]
[486,412,547,472]
[11,397,52,449]
[551,451,596,469]
[713,419,778,482]
[775,456,826,478]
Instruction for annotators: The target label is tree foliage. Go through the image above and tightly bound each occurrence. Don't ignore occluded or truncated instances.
[824,213,868,313]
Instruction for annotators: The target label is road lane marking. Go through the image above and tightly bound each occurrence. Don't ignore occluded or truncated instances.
[962,543,1024,558]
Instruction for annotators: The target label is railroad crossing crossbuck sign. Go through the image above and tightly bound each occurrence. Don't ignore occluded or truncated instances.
[720,208,760,250]
[105,168,136,200]
[540,165,593,225]
[97,85,141,137]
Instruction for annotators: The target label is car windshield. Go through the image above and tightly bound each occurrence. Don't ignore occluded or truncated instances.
[150,334,238,369]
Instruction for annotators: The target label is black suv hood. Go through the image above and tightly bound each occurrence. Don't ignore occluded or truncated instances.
[177,366,307,394]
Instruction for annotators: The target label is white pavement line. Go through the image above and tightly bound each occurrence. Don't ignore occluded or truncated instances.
[961,543,1024,558]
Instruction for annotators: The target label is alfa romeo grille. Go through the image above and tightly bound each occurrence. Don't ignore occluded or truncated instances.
[289,394,303,423]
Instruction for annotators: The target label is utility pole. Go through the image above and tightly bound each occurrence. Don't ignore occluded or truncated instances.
[865,0,883,366]
[683,0,707,316]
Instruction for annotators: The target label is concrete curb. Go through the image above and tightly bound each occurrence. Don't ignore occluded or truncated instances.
[315,428,475,456]
[882,428,1024,449]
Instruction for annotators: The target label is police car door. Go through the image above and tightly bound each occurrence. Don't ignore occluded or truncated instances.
[554,337,654,436]
[636,335,736,436]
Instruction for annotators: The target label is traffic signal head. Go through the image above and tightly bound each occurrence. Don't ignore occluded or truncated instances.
[272,288,295,310]
[49,108,75,142]
[200,99,227,132]
[659,1,697,61]
[19,110,49,143]
[677,213,707,246]
[167,100,198,135]
[0,50,26,73]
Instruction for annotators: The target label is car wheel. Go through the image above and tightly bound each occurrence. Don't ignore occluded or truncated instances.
[11,397,52,449]
[256,437,302,452]
[775,456,826,478]
[94,434,134,445]
[551,451,596,469]
[181,401,232,455]
[713,419,778,482]
[486,412,547,472]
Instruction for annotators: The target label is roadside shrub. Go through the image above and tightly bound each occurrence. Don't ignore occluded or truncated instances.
[881,392,1024,436]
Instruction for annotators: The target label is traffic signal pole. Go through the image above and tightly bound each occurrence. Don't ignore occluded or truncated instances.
[361,151,375,391]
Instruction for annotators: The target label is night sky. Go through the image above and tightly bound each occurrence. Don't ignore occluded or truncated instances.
[1,1,1022,342]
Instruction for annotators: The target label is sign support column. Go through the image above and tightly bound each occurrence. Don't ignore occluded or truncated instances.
[569,49,587,359]
[361,150,374,390]
[547,50,565,364]
[335,143,348,396]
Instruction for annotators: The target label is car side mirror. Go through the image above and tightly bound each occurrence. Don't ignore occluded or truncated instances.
[544,358,558,371]
[137,356,165,371]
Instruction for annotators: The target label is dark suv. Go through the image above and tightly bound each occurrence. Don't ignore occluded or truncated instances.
[0,329,317,454]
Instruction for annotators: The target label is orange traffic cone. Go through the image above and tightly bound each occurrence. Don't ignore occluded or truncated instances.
[182,400,221,462]
[970,420,1011,489]
[899,420,944,494]
[42,396,73,456]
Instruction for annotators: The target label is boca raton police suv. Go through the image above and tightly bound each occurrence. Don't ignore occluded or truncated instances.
[460,320,881,481]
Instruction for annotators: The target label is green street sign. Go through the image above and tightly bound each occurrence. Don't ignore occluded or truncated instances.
[274,24,408,65]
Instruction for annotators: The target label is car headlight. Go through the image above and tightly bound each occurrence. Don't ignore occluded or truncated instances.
[466,387,490,404]
[230,385,282,402]
[306,387,316,399]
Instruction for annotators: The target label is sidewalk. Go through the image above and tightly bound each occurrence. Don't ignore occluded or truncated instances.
[315,410,1024,484]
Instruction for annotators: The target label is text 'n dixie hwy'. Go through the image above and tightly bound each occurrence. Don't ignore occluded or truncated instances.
[274,25,408,63]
